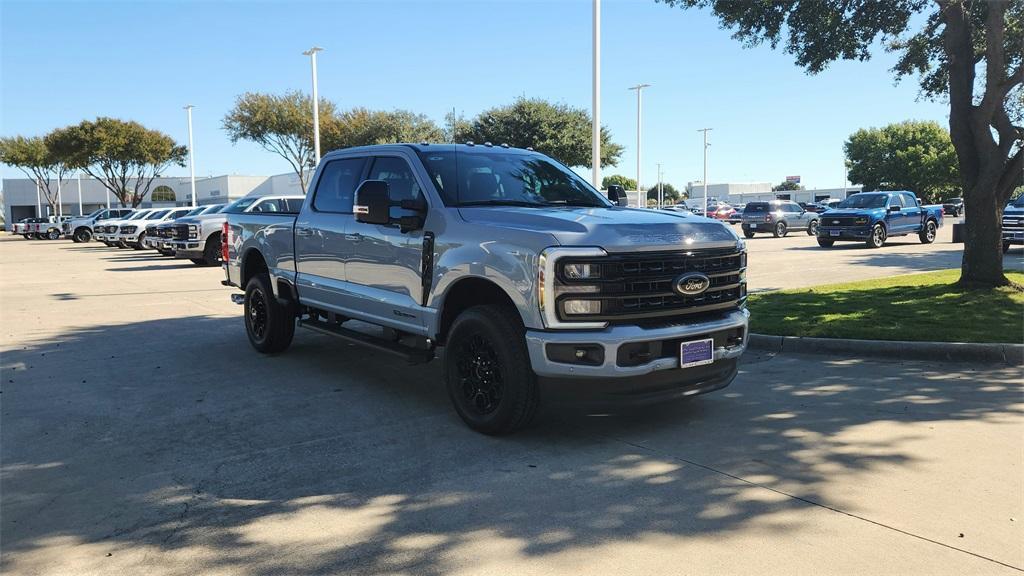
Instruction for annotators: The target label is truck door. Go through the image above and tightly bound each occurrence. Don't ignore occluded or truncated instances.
[294,156,367,312]
[900,192,923,232]
[341,154,426,333]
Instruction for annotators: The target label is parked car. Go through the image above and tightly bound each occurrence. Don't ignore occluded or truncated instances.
[146,204,224,254]
[942,197,964,216]
[25,217,65,240]
[706,203,736,221]
[171,196,304,266]
[1002,195,1024,253]
[95,209,153,246]
[63,208,133,243]
[12,217,48,239]
[740,200,820,238]
[224,144,749,435]
[727,204,745,225]
[114,208,193,249]
[816,191,943,248]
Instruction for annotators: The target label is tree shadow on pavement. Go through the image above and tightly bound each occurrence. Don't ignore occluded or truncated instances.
[2,315,1021,575]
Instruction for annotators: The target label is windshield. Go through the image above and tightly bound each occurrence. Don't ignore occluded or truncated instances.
[419,150,611,208]
[1011,196,1024,208]
[838,194,888,209]
[127,211,149,220]
[146,210,170,220]
[203,204,226,214]
[86,209,105,218]
[184,207,205,217]
[223,197,259,214]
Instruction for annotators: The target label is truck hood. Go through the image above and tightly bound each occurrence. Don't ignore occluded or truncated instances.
[458,206,742,252]
[821,209,886,218]
[1004,206,1024,217]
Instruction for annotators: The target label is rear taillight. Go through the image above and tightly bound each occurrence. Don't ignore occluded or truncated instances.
[221,222,230,263]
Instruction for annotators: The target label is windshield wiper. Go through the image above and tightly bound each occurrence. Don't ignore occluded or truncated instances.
[458,200,549,208]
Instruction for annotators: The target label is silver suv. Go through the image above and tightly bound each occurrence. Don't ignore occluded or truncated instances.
[741,200,819,238]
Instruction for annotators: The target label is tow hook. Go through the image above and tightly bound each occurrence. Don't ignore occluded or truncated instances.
[230,293,244,305]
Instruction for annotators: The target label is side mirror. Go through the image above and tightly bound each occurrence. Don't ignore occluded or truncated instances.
[607,185,629,207]
[888,205,902,213]
[354,180,391,225]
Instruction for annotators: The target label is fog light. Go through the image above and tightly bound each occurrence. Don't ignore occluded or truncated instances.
[563,299,601,315]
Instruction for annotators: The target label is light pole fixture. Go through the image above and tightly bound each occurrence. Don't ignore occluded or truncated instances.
[303,46,325,167]
[591,0,601,188]
[628,84,650,206]
[184,105,197,208]
[697,128,712,214]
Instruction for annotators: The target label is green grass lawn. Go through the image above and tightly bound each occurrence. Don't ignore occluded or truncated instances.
[748,270,1024,344]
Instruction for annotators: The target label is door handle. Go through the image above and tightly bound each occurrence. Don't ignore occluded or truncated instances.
[345,233,363,242]
[295,227,312,237]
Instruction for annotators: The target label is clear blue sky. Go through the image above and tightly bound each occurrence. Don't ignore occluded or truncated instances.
[1,0,949,191]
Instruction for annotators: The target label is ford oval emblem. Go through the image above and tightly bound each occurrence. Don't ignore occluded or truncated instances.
[674,272,711,296]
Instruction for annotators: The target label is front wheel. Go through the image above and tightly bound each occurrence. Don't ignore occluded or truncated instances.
[444,305,539,435]
[919,220,937,244]
[202,234,222,266]
[806,220,819,236]
[817,238,835,248]
[743,229,755,239]
[133,233,146,250]
[866,224,886,248]
[46,229,60,240]
[244,272,296,354]
[1004,241,1012,254]
[773,221,788,238]
[73,228,92,243]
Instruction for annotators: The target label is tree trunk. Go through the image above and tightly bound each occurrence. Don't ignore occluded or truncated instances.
[960,179,1009,287]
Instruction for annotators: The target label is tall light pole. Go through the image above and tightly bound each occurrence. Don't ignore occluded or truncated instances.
[303,46,324,167]
[591,0,601,188]
[628,83,650,205]
[843,159,851,198]
[77,172,83,215]
[56,176,62,219]
[35,178,41,217]
[698,128,712,214]
[656,162,664,208]
[184,105,197,208]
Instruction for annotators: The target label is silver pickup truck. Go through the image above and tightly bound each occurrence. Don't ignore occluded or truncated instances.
[224,144,749,434]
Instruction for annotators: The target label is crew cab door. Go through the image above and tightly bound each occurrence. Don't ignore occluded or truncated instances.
[294,156,368,311]
[899,192,924,232]
[341,154,427,333]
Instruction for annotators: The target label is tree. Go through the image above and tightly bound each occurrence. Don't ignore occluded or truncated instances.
[658,0,1023,288]
[772,180,803,192]
[452,97,624,168]
[223,91,335,192]
[323,108,444,150]
[844,121,960,203]
[602,174,637,190]
[647,182,681,202]
[46,119,185,208]
[0,135,71,216]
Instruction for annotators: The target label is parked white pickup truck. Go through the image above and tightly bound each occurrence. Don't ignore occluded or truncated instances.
[170,195,304,266]
[95,209,154,246]
[113,207,194,249]
[144,204,224,253]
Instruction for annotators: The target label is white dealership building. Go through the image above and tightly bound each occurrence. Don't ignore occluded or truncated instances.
[684,181,862,206]
[1,172,306,224]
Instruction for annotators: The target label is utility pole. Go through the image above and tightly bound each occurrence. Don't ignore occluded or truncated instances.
[185,105,197,207]
[628,83,650,205]
[303,46,324,167]
[657,163,664,208]
[697,128,712,214]
[591,0,601,188]
[35,178,41,217]
[77,172,83,215]
[843,159,850,198]
[56,177,62,220]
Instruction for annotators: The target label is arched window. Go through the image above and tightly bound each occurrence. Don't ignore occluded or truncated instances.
[151,186,177,202]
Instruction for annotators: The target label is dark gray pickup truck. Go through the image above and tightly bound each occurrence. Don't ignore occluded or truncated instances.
[223,143,749,434]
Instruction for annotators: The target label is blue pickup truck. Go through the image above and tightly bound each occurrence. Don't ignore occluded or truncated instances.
[816,191,943,249]
[1003,195,1024,253]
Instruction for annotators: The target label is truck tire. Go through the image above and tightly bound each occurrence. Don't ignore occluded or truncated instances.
[46,229,60,240]
[73,228,92,243]
[817,238,834,247]
[1004,241,1012,254]
[190,258,206,265]
[244,272,295,354]
[202,234,221,266]
[806,220,819,236]
[866,224,886,248]
[133,232,146,249]
[444,304,539,435]
[743,229,755,239]
[772,221,788,238]
[919,220,937,244]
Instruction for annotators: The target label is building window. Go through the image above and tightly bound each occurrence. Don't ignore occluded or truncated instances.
[151,186,176,202]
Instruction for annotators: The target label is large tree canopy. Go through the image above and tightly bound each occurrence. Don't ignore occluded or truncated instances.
[602,174,637,191]
[845,120,960,202]
[323,108,445,151]
[0,135,71,215]
[658,0,1023,287]
[452,97,624,168]
[46,118,186,208]
[223,91,335,192]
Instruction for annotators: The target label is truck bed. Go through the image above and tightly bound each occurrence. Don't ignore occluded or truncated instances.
[225,212,298,290]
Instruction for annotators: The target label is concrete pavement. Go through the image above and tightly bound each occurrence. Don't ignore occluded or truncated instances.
[1,236,1022,575]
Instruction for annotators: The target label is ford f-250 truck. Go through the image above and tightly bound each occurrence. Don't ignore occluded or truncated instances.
[1003,195,1024,253]
[173,195,304,266]
[816,191,943,248]
[224,144,749,434]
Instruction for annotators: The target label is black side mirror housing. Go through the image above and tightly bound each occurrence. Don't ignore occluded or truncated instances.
[607,185,629,207]
[354,180,391,225]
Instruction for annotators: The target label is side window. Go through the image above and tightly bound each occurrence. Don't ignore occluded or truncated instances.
[902,193,918,207]
[312,157,366,213]
[890,194,906,208]
[367,156,422,203]
[786,202,802,213]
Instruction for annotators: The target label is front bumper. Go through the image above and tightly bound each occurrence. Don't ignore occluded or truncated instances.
[1003,230,1024,244]
[817,226,870,240]
[525,308,748,379]
[171,239,204,258]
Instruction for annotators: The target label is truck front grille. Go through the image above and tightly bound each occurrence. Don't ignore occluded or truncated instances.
[171,225,190,239]
[557,248,747,323]
[119,225,136,234]
[822,216,859,227]
[1003,216,1024,232]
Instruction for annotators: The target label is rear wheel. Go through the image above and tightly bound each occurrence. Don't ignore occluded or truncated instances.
[244,272,295,354]
[816,238,835,248]
[866,224,886,248]
[46,229,60,240]
[806,220,819,236]
[773,221,788,238]
[743,229,755,239]
[73,228,92,243]
[919,220,937,244]
[444,305,539,435]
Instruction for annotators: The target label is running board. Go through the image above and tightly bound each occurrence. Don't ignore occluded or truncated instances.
[298,318,435,364]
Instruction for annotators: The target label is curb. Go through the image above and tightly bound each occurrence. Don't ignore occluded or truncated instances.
[748,333,1024,365]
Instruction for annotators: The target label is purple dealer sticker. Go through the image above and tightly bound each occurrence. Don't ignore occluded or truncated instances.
[680,338,714,368]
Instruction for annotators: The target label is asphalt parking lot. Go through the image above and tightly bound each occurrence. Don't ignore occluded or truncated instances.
[2,234,1022,575]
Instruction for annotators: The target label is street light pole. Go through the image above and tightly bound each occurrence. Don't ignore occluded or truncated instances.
[657,162,663,208]
[77,172,83,215]
[184,105,197,208]
[35,178,41,217]
[591,0,601,189]
[303,46,324,167]
[843,160,850,198]
[628,83,650,206]
[697,128,712,214]
[56,176,62,220]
